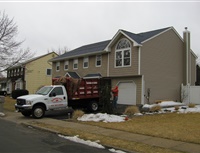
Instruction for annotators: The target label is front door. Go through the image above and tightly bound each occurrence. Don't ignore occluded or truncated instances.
[48,87,67,109]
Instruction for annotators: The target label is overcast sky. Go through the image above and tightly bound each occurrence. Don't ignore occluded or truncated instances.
[0,1,200,58]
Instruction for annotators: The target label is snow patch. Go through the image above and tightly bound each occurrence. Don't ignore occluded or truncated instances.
[78,113,125,123]
[58,134,105,149]
[109,148,127,153]
[0,112,5,117]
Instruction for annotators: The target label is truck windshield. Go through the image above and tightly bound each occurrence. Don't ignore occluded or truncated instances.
[36,86,53,95]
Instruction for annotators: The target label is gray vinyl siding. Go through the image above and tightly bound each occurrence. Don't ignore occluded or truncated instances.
[141,29,184,103]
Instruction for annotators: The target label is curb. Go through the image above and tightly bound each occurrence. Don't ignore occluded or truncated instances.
[21,122,135,153]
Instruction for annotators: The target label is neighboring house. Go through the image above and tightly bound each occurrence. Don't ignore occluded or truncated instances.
[7,52,58,94]
[50,27,197,105]
[0,78,7,91]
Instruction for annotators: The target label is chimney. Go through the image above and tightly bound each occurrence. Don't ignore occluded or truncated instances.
[183,27,191,85]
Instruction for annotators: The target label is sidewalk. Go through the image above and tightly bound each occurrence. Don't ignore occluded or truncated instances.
[1,111,200,153]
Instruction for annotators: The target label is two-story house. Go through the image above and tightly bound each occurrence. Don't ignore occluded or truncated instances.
[7,52,58,94]
[50,27,197,105]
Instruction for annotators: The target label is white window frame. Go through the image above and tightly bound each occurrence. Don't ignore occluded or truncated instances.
[73,59,78,69]
[83,57,89,68]
[96,55,102,67]
[64,61,69,71]
[115,38,131,68]
[56,62,60,71]
[46,68,52,76]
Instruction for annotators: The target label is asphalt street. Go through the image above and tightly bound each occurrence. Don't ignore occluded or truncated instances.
[0,119,112,153]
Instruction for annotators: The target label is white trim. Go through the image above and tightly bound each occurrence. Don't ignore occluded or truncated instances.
[141,75,145,105]
[115,38,131,68]
[51,50,106,62]
[96,55,102,67]
[105,29,139,52]
[83,57,89,69]
[107,53,110,77]
[73,59,78,70]
[56,62,60,72]
[46,68,52,76]
[138,46,141,75]
[64,60,69,71]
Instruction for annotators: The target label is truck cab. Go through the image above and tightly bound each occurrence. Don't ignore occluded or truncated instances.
[15,85,68,119]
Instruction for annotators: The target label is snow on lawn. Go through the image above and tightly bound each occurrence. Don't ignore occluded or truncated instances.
[78,113,126,123]
[77,101,200,123]
[143,101,200,113]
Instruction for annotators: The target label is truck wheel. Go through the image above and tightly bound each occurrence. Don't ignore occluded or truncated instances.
[21,111,31,117]
[32,106,45,119]
[89,101,98,112]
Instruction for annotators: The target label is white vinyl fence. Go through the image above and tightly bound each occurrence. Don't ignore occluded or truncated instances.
[181,84,200,104]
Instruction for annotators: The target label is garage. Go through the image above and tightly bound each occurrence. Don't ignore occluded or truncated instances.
[118,81,137,105]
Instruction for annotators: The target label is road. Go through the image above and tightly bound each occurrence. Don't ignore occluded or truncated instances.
[0,119,113,153]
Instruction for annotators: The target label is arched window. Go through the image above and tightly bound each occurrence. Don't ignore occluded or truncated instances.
[115,38,131,67]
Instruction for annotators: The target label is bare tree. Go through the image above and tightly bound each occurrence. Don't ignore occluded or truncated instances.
[48,46,70,55]
[0,11,33,72]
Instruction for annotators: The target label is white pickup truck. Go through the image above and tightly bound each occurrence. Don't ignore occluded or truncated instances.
[15,77,109,119]
[15,85,68,119]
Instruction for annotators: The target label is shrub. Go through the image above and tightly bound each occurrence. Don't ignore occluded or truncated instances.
[150,105,161,112]
[0,91,7,96]
[72,110,85,120]
[188,103,195,108]
[11,89,29,99]
[174,105,179,111]
[124,106,140,117]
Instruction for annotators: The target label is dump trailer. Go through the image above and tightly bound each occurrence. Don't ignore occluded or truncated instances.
[15,76,111,119]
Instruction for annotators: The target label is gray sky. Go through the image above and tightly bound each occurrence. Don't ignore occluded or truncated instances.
[1,1,200,57]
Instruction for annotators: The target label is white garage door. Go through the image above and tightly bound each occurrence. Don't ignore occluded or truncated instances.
[118,82,136,105]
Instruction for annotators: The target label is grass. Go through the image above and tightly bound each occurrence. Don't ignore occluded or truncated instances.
[72,110,85,119]
[31,121,182,153]
[84,113,200,144]
[4,96,16,112]
[3,97,200,152]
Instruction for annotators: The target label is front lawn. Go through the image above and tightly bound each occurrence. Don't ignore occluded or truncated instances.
[83,113,200,144]
[3,97,200,152]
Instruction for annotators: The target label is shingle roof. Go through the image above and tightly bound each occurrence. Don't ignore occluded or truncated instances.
[51,40,111,61]
[83,73,102,79]
[121,27,171,44]
[50,27,171,62]
[66,71,80,79]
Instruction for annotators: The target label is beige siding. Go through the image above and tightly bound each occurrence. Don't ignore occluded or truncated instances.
[109,35,139,76]
[141,29,184,103]
[25,53,57,94]
[52,54,108,78]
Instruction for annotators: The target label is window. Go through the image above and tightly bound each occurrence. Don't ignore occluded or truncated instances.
[64,61,69,70]
[115,38,131,67]
[73,59,78,69]
[56,62,60,71]
[96,55,102,67]
[51,87,63,95]
[83,57,89,68]
[46,69,52,76]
